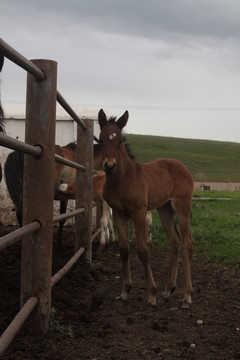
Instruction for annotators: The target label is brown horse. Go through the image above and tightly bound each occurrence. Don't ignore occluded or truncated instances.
[4,142,105,247]
[98,109,194,309]
[0,53,4,132]
[59,172,115,247]
[0,54,5,183]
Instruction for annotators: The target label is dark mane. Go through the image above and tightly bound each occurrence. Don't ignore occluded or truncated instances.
[108,116,117,123]
[122,136,136,160]
[63,141,77,150]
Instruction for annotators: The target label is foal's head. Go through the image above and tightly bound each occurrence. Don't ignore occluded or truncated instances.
[98,109,128,175]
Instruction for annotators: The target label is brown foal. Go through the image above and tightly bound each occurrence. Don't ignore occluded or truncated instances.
[98,109,194,309]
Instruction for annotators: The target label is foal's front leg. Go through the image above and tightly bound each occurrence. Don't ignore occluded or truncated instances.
[112,209,132,301]
[132,211,157,307]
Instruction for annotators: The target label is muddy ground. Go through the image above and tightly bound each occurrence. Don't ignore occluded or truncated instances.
[0,224,240,360]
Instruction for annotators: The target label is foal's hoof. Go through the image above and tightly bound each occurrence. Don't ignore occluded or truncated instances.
[115,295,128,303]
[158,296,168,304]
[181,301,191,310]
[159,287,176,304]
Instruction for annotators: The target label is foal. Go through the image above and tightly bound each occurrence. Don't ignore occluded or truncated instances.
[98,109,194,309]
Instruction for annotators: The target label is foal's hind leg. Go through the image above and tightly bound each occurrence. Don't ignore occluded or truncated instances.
[172,197,193,308]
[146,211,153,247]
[158,203,181,301]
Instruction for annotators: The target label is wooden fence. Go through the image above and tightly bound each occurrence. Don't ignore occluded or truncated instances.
[0,38,99,355]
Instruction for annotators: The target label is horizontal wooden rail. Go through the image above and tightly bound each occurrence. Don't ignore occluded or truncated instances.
[51,247,85,287]
[55,153,86,171]
[92,227,101,242]
[0,296,38,356]
[0,134,42,157]
[0,38,101,141]
[0,221,41,253]
[0,37,45,80]
[53,208,85,224]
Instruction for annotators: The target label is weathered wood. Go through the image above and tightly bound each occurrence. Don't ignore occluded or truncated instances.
[0,134,42,156]
[0,221,40,252]
[21,59,57,334]
[0,37,45,80]
[52,208,85,224]
[51,247,85,288]
[74,119,93,263]
[0,297,38,356]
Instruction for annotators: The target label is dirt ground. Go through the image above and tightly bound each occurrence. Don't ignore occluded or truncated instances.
[0,224,240,360]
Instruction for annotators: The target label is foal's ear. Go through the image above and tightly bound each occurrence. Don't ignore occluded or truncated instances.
[98,109,108,129]
[117,111,129,130]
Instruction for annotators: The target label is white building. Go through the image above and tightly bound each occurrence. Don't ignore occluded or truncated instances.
[0,114,102,226]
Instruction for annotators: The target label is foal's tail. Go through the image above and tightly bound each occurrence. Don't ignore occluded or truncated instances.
[4,151,24,226]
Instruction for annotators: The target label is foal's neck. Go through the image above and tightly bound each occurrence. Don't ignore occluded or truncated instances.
[115,143,135,178]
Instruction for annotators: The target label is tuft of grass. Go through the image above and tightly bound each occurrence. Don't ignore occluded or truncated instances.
[90,260,103,268]
[50,307,74,338]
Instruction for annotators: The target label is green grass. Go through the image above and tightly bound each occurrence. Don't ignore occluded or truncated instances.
[149,191,240,267]
[191,192,240,266]
[50,307,74,338]
[193,190,240,199]
[126,133,240,180]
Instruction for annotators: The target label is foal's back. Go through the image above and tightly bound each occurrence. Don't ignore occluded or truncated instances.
[134,158,193,210]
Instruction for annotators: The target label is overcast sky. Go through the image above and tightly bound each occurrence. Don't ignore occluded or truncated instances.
[1,0,240,142]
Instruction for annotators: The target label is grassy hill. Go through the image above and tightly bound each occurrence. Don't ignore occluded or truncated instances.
[125,134,240,181]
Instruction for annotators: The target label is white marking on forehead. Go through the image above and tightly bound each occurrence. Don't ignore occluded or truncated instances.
[109,133,117,140]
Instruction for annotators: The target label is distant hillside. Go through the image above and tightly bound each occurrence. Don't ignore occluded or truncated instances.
[125,134,240,181]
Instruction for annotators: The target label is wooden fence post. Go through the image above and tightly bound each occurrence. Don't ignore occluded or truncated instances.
[21,59,57,333]
[75,119,93,263]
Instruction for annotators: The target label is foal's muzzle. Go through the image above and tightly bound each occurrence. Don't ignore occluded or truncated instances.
[104,160,116,175]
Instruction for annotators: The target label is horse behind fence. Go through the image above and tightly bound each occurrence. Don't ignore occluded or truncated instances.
[0,53,5,183]
[0,53,4,132]
[4,142,115,247]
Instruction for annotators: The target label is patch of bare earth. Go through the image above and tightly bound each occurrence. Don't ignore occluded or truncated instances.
[0,225,240,360]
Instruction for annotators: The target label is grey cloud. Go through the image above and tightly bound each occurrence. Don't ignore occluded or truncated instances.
[3,0,240,42]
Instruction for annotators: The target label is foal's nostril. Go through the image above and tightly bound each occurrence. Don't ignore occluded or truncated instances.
[104,162,116,175]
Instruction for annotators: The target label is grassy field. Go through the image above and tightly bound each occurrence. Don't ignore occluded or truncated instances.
[147,191,240,268]
[126,133,240,180]
[122,134,240,266]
